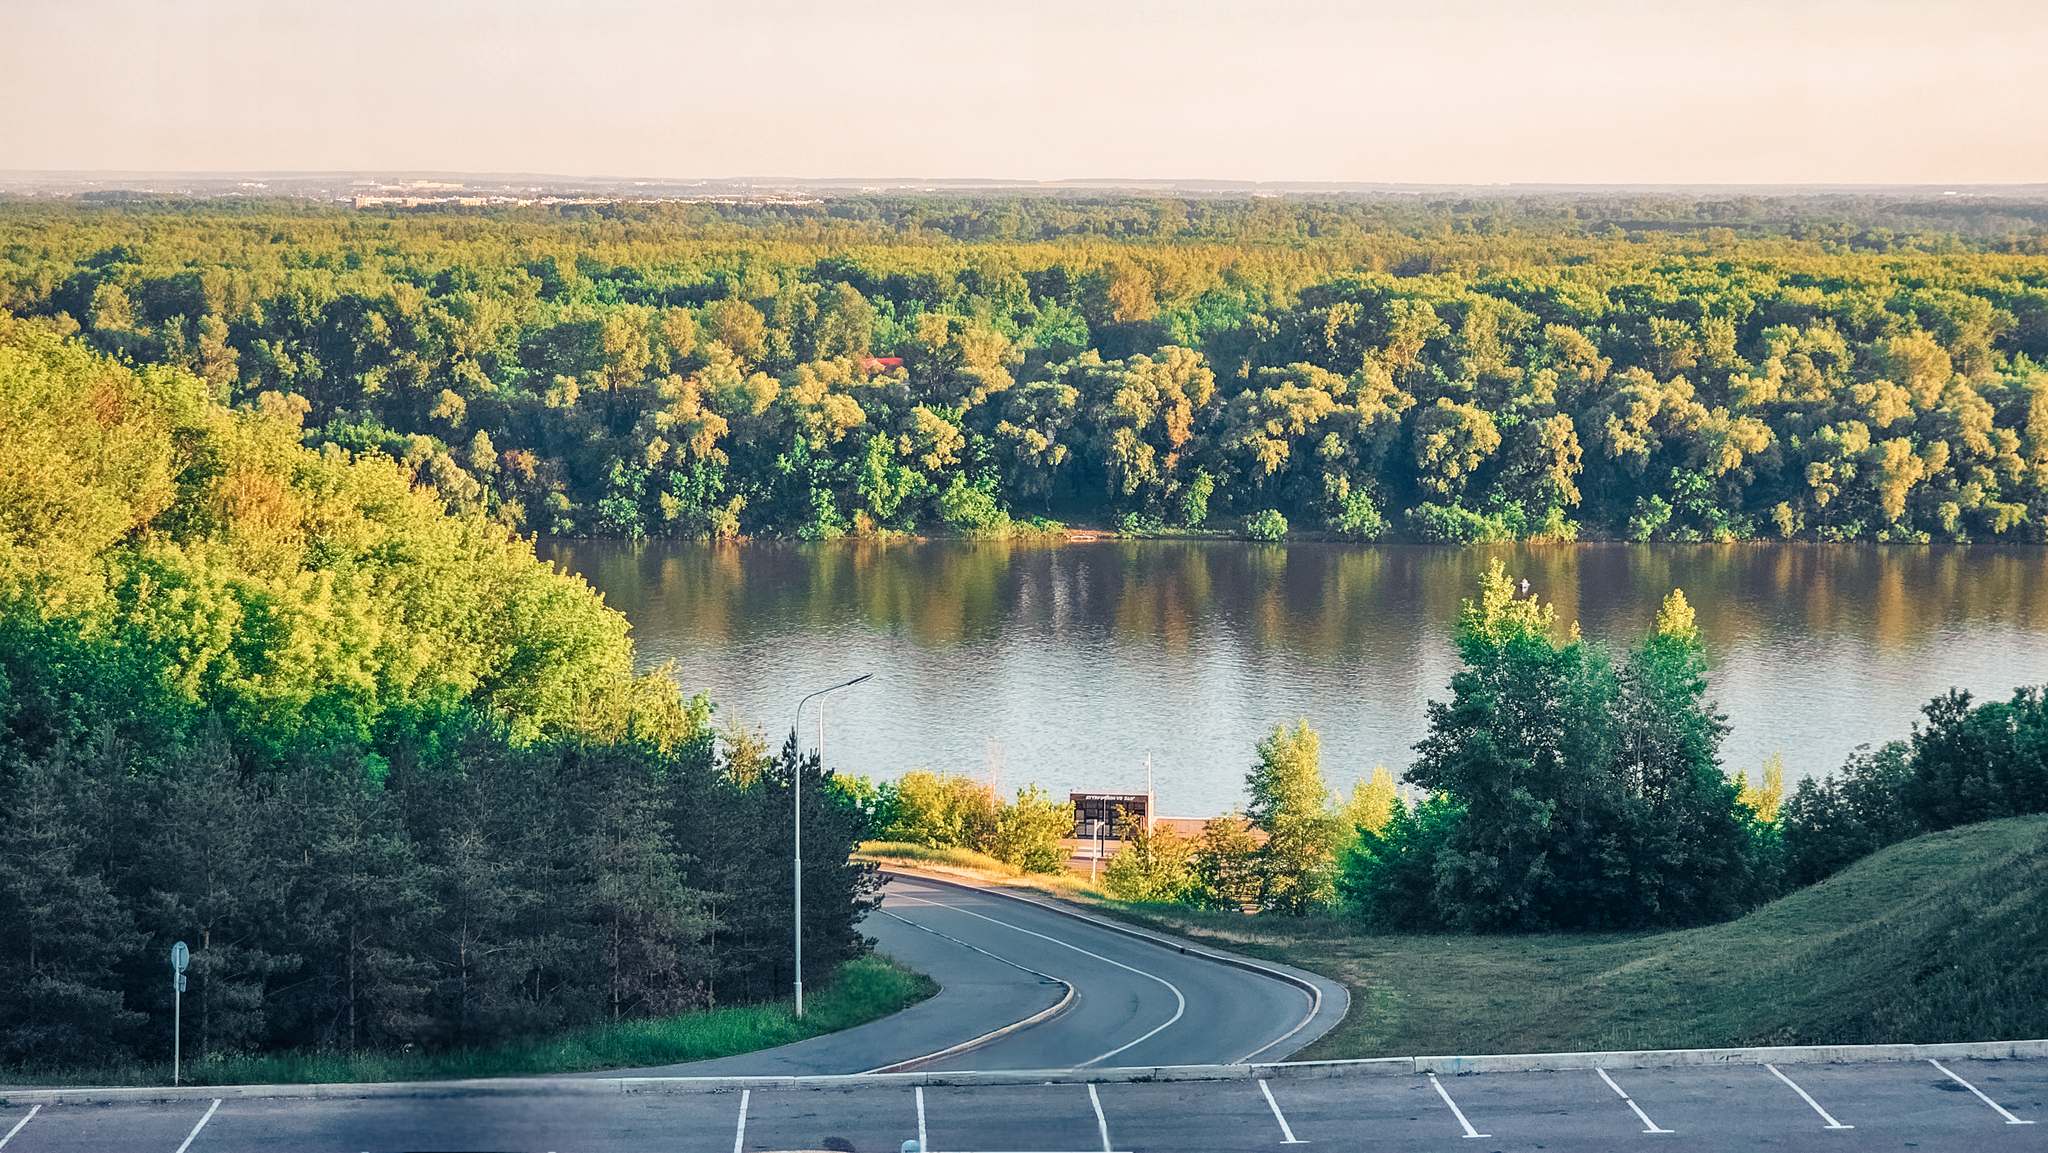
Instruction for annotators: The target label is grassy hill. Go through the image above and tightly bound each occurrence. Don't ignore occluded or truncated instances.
[1099,815,2048,1058]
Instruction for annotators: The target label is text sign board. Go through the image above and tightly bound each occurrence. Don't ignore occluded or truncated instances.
[1069,792,1150,835]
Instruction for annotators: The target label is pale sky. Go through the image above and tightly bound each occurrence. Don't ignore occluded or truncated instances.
[6,0,2046,184]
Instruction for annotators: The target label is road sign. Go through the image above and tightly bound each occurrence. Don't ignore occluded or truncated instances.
[171,941,189,973]
[176,973,187,993]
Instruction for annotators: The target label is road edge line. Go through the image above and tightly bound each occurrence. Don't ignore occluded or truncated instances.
[879,868,1340,1061]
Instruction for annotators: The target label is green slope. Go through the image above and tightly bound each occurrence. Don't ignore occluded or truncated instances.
[1106,815,2048,1058]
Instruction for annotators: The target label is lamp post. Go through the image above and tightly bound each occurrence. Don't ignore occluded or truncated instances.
[790,672,872,1019]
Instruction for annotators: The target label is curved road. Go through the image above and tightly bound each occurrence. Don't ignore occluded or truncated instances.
[604,870,1348,1076]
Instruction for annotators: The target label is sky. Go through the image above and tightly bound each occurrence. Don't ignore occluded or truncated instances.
[6,0,2046,185]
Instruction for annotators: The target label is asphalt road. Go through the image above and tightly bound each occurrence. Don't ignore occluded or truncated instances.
[605,871,1346,1076]
[3,1058,2041,1151]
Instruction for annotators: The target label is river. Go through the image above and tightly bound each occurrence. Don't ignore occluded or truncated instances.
[544,540,2048,818]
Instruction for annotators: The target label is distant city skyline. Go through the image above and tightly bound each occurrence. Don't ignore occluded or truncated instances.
[6,0,2045,185]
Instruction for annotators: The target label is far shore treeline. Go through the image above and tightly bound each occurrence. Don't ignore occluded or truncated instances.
[0,194,2043,544]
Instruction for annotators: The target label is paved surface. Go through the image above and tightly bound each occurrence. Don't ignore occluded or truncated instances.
[1,1058,2041,1151]
[598,872,1344,1076]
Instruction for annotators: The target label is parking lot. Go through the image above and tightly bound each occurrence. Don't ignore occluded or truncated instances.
[0,1058,2040,1152]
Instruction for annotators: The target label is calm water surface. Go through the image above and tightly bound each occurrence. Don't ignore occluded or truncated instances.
[545,541,2048,817]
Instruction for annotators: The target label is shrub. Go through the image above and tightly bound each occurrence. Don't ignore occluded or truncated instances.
[1328,491,1388,540]
[937,477,1010,537]
[1243,509,1288,541]
[1179,471,1214,527]
[1103,815,1199,902]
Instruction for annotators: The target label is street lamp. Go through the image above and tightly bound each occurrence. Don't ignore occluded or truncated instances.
[790,672,872,1018]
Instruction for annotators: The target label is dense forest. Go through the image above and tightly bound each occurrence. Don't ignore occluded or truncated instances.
[2,194,2044,543]
[0,317,878,1069]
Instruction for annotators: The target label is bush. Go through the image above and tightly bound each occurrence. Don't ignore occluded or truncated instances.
[875,772,1074,872]
[937,477,1010,537]
[1405,501,1523,543]
[1781,686,2048,886]
[1103,815,1200,902]
[1179,471,1215,527]
[1243,509,1288,541]
[1328,491,1388,540]
[1337,790,1466,928]
[1115,509,1165,535]
[985,785,1078,873]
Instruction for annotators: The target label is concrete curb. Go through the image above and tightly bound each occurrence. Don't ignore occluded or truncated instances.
[7,1040,2044,1108]
[861,968,1077,1074]
[877,867,1345,1061]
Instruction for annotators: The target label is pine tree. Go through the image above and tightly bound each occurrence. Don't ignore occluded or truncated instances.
[276,748,431,1050]
[135,727,294,1056]
[0,750,144,1067]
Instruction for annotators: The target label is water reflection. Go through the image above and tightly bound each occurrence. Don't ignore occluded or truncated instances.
[548,540,2048,818]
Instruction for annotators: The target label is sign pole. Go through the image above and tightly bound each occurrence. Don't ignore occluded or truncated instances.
[170,941,189,1086]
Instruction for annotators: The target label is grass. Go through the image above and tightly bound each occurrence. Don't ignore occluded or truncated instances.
[0,955,936,1089]
[857,842,1110,899]
[1047,815,2048,1059]
[858,841,1027,877]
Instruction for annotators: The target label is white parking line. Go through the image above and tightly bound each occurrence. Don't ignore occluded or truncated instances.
[732,1088,751,1153]
[1088,1083,1112,1153]
[1929,1059,2036,1125]
[1765,1064,1853,1129]
[917,1084,929,1152]
[0,1105,40,1149]
[172,1099,221,1153]
[1595,1067,1674,1134]
[890,892,1187,1068]
[1259,1079,1307,1143]
[1428,1072,1491,1139]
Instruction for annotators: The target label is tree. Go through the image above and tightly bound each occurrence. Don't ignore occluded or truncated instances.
[1607,590,1761,925]
[1405,561,1763,930]
[1342,766,1400,836]
[1191,812,1261,911]
[136,728,296,1056]
[565,742,714,1021]
[1102,813,1198,902]
[986,786,1077,874]
[0,749,144,1067]
[278,749,432,1051]
[1407,561,1602,930]
[1734,751,1786,823]
[1337,789,1465,928]
[1901,687,2048,829]
[1245,721,1346,915]
[1782,741,1917,886]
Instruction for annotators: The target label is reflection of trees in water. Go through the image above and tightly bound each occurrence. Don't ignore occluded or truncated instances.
[552,540,2048,664]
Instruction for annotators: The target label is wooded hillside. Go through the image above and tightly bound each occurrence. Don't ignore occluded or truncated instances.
[3,195,2045,542]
